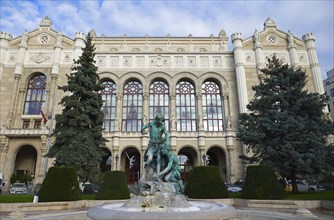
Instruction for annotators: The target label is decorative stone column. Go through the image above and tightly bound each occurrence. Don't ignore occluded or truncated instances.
[0,136,9,190]
[222,92,230,130]
[169,91,177,151]
[253,29,265,74]
[287,31,298,67]
[74,32,85,60]
[232,33,249,113]
[302,33,325,95]
[38,135,48,180]
[142,91,149,122]
[226,136,235,183]
[0,32,12,80]
[0,136,9,174]
[47,32,62,115]
[13,88,25,128]
[7,74,21,127]
[115,93,123,131]
[196,91,204,131]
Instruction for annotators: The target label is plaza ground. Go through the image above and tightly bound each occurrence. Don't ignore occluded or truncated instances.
[1,199,333,219]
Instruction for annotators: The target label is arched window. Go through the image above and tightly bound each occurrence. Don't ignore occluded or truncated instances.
[122,80,143,131]
[149,80,169,130]
[24,74,47,115]
[100,80,117,132]
[176,80,196,131]
[202,81,224,131]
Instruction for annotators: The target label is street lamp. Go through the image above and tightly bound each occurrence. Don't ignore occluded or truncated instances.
[115,154,119,170]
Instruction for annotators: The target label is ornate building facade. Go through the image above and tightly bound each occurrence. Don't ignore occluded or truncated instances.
[0,17,325,190]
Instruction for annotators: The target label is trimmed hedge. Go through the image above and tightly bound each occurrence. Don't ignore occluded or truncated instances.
[241,165,285,199]
[96,171,130,200]
[38,166,81,202]
[185,166,228,199]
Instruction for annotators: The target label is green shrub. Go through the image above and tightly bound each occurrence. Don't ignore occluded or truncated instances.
[184,166,228,199]
[96,171,130,200]
[38,166,81,202]
[241,165,285,199]
[10,173,33,184]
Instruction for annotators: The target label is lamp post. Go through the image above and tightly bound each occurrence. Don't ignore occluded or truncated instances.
[115,154,119,170]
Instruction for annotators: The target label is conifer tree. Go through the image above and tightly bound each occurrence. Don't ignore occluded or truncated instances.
[237,56,334,192]
[48,34,106,182]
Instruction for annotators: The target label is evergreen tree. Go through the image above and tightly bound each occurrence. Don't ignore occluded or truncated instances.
[237,56,334,192]
[48,34,106,182]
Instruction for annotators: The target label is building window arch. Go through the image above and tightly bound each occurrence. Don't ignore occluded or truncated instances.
[100,80,117,132]
[149,80,169,130]
[202,80,224,131]
[24,73,47,115]
[175,80,196,131]
[122,80,143,131]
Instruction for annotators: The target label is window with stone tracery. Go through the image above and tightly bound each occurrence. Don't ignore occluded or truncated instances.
[176,80,196,131]
[202,81,224,131]
[24,74,47,115]
[149,80,169,130]
[122,80,143,131]
[100,80,117,132]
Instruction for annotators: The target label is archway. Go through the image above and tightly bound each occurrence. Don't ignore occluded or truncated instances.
[99,147,112,173]
[13,145,37,181]
[121,147,141,185]
[206,146,227,181]
[178,147,198,182]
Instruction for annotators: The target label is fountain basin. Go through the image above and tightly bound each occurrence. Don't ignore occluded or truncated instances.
[87,201,236,220]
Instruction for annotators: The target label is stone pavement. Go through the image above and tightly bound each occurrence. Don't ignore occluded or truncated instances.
[1,207,334,220]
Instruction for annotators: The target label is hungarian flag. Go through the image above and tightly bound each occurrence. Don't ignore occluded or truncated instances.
[40,108,48,123]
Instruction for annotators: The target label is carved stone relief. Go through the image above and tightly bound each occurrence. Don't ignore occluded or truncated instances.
[123,56,132,67]
[245,54,254,63]
[8,53,17,63]
[63,53,72,62]
[188,56,196,67]
[200,56,209,67]
[0,135,9,152]
[97,56,106,67]
[111,56,119,67]
[225,57,235,67]
[136,56,145,67]
[212,56,222,67]
[297,53,307,64]
[29,52,52,64]
[175,56,183,67]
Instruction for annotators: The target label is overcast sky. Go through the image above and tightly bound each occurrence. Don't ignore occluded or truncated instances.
[1,0,333,80]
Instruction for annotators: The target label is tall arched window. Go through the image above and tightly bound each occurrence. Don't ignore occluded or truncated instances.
[149,80,169,130]
[122,80,143,131]
[100,80,117,132]
[24,74,47,115]
[202,81,224,131]
[176,80,196,131]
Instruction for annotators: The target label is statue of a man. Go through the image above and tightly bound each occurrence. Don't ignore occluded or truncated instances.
[141,113,169,174]
[156,145,184,194]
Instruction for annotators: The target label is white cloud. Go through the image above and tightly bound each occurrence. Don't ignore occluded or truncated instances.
[0,0,333,77]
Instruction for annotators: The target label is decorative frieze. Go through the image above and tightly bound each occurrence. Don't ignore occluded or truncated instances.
[110,56,119,67]
[136,56,145,67]
[29,52,52,64]
[175,56,183,67]
[187,56,196,67]
[200,56,209,67]
[63,52,72,62]
[8,53,17,63]
[212,56,222,67]
[96,56,106,67]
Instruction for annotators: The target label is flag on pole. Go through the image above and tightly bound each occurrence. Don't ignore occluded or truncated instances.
[40,104,48,123]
